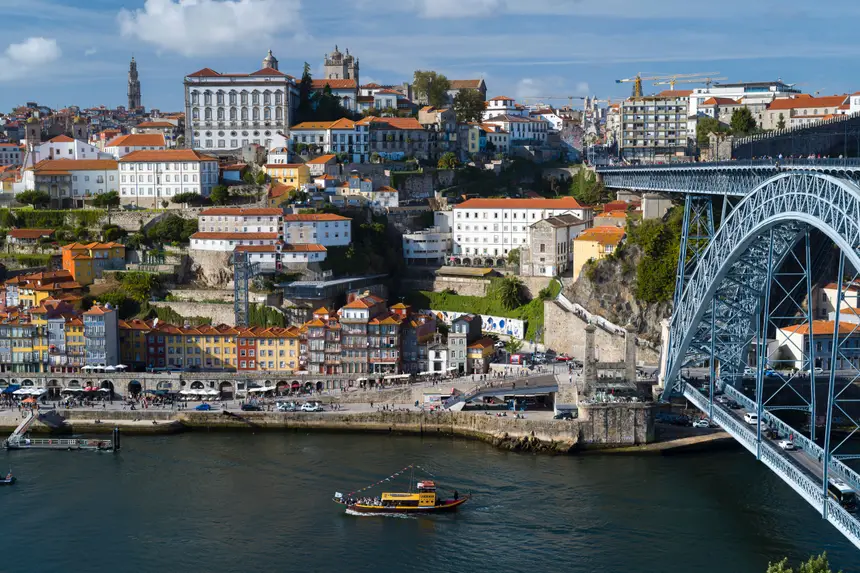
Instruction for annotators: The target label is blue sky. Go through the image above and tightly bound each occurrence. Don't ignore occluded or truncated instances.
[3,0,860,112]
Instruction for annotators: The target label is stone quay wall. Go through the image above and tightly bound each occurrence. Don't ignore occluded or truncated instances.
[150,301,236,326]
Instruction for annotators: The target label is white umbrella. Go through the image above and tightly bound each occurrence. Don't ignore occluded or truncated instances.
[115,365,128,370]
[30,388,47,396]
[98,388,110,392]
[103,366,116,372]
[13,388,29,395]
[81,365,94,370]
[208,389,220,396]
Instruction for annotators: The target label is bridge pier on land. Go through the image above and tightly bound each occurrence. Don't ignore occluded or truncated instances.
[598,161,860,550]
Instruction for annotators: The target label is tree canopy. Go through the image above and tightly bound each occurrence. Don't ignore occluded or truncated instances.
[766,553,841,573]
[413,70,451,108]
[491,275,527,310]
[296,62,314,124]
[91,191,119,209]
[437,152,458,170]
[568,169,612,206]
[696,116,728,148]
[209,185,229,205]
[16,190,51,208]
[453,89,486,123]
[731,107,757,135]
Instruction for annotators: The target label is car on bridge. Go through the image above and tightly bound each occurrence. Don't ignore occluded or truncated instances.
[778,440,796,451]
[743,412,759,425]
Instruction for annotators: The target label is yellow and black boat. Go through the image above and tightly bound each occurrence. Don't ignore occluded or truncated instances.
[334,467,469,514]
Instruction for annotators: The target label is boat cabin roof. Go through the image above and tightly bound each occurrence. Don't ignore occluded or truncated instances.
[417,481,436,490]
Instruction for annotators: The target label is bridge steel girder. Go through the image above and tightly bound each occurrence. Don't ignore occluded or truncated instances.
[597,159,860,197]
[662,171,860,545]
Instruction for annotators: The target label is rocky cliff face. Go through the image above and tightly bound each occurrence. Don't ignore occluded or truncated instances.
[189,251,234,289]
[566,244,672,344]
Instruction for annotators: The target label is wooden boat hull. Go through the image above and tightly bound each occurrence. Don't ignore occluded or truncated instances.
[337,496,469,514]
[0,477,16,486]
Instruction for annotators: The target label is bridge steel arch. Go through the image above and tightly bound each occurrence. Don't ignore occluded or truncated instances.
[663,171,860,548]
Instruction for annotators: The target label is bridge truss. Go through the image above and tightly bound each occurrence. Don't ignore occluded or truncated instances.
[599,163,860,549]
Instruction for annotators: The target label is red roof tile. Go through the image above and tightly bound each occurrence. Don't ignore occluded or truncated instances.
[456,197,585,210]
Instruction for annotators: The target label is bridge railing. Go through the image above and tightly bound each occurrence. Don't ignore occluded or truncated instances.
[722,385,860,494]
[827,499,860,544]
[597,158,860,172]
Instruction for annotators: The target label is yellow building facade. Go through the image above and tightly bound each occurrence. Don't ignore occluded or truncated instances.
[263,163,310,187]
[571,227,626,280]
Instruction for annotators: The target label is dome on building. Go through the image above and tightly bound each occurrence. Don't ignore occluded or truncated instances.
[262,49,279,71]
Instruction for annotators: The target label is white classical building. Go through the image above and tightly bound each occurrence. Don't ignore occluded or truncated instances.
[449,197,592,261]
[183,50,297,152]
[289,119,369,163]
[117,149,219,208]
[189,232,280,252]
[403,227,452,265]
[282,243,327,264]
[104,133,166,159]
[482,115,549,144]
[481,96,524,120]
[283,213,352,247]
[21,159,119,208]
[198,207,284,235]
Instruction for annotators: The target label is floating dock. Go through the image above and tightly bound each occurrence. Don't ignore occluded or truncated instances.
[3,411,120,451]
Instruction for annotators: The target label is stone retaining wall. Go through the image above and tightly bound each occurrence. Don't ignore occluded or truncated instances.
[149,301,236,325]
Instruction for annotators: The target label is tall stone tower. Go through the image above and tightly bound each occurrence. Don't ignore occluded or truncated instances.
[25,116,41,150]
[262,49,279,71]
[127,56,142,110]
[72,116,87,141]
[323,46,359,84]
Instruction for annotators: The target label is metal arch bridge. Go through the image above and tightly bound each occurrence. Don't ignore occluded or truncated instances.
[596,162,860,550]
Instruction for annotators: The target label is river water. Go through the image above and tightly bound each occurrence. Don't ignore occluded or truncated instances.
[2,432,856,573]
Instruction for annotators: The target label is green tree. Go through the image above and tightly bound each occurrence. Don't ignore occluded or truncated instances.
[777,112,786,130]
[492,275,526,310]
[412,70,451,108]
[210,185,229,205]
[255,171,267,185]
[453,89,486,123]
[296,62,314,123]
[696,116,727,148]
[242,171,255,185]
[730,107,757,135]
[504,338,523,355]
[0,209,18,228]
[506,248,520,267]
[102,224,126,242]
[16,190,51,208]
[437,152,458,170]
[766,553,841,573]
[312,83,351,122]
[568,169,611,206]
[172,192,203,206]
[92,190,120,210]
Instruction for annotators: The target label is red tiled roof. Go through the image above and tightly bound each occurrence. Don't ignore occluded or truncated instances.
[106,133,166,148]
[768,95,847,111]
[9,228,54,239]
[357,117,423,130]
[575,227,625,245]
[701,97,739,106]
[450,80,484,90]
[781,320,858,336]
[191,232,279,240]
[283,213,350,222]
[249,67,285,76]
[488,96,515,102]
[311,79,357,90]
[305,154,337,164]
[234,245,278,253]
[135,121,175,128]
[119,149,216,162]
[48,135,74,143]
[283,244,326,253]
[456,197,586,210]
[657,90,694,98]
[31,159,117,172]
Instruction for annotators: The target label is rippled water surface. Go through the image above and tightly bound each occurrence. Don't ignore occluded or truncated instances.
[2,432,857,572]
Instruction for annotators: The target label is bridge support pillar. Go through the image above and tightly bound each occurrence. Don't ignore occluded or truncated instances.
[624,323,636,383]
[583,324,596,396]
[657,319,670,390]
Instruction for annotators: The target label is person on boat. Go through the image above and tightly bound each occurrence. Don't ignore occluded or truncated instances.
[454,490,459,501]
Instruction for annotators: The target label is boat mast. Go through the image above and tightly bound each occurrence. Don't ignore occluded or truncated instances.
[409,465,414,492]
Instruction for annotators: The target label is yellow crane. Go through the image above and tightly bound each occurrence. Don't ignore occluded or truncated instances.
[653,76,728,89]
[616,72,720,97]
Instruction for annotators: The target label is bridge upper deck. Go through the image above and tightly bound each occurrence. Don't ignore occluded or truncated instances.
[597,159,860,196]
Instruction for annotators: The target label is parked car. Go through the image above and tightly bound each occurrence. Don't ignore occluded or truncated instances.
[715,395,731,404]
[555,355,572,362]
[692,419,711,429]
[241,403,262,412]
[277,402,297,412]
[494,341,506,349]
[195,403,212,411]
[778,440,796,451]
[301,402,324,412]
[553,411,576,420]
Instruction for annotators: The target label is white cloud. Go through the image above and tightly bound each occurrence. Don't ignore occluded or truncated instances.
[84,47,97,56]
[0,37,61,81]
[514,77,589,101]
[118,0,302,57]
[414,0,502,18]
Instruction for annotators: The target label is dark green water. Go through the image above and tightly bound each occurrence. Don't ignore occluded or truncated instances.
[1,433,857,573]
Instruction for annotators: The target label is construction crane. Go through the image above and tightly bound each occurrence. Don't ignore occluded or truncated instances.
[653,76,727,89]
[615,72,720,97]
